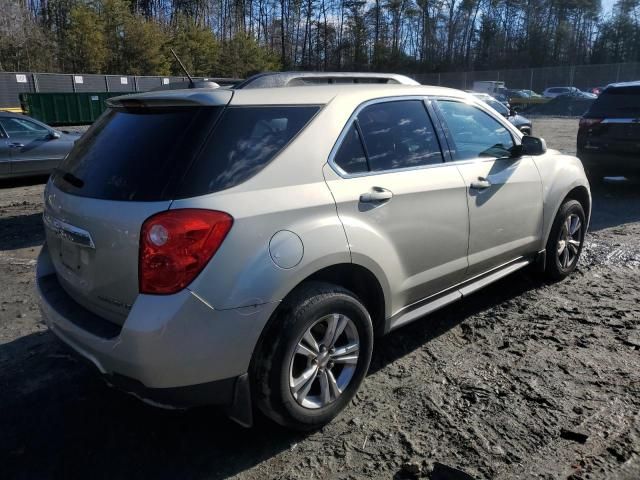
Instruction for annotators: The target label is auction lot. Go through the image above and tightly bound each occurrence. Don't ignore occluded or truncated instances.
[1,118,639,479]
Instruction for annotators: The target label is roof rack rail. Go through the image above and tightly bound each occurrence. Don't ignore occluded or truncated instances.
[234,71,419,89]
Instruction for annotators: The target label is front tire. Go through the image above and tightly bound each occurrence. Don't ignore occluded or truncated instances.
[252,282,374,431]
[545,199,586,281]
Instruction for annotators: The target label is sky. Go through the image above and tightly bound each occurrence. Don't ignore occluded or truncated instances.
[602,0,615,13]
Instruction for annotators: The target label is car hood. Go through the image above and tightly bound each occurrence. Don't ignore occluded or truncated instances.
[59,131,82,141]
[509,114,531,127]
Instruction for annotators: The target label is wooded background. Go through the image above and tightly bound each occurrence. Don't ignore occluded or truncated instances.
[1,0,639,79]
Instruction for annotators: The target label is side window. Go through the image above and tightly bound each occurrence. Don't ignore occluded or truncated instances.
[333,124,368,174]
[357,100,443,171]
[436,100,514,161]
[0,117,49,137]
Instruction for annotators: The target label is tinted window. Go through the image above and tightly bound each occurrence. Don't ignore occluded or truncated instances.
[436,100,514,160]
[53,105,318,201]
[179,106,319,196]
[333,124,368,174]
[588,86,640,117]
[53,107,223,201]
[0,117,49,137]
[357,100,443,171]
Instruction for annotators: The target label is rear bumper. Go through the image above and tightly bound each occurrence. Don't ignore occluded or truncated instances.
[578,150,639,175]
[36,244,278,421]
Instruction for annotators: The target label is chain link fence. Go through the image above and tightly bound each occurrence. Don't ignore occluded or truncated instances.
[0,72,241,108]
[413,62,640,92]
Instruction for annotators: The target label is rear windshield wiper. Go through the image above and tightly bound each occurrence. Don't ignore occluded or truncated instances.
[53,168,84,188]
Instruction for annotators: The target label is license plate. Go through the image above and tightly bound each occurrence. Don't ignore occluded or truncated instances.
[60,239,81,271]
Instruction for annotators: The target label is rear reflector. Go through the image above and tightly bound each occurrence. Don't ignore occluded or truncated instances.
[139,209,233,295]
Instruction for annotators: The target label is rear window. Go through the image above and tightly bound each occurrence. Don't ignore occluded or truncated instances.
[53,105,319,201]
[588,86,640,117]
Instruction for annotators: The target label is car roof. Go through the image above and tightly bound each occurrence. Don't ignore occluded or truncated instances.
[605,81,640,89]
[108,84,469,108]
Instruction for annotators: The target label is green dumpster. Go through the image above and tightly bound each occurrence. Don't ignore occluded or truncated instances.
[19,92,130,126]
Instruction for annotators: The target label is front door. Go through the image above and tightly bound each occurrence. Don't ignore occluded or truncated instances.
[0,126,10,177]
[433,99,543,277]
[324,98,469,315]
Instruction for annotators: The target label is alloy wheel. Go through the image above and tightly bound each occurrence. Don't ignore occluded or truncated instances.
[557,213,582,270]
[289,313,360,409]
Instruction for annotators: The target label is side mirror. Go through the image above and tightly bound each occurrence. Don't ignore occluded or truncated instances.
[520,135,547,156]
[509,106,517,116]
[48,131,61,140]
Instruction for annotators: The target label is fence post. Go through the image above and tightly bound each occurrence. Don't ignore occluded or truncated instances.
[530,69,533,91]
[32,73,39,93]
[616,63,620,82]
[105,75,109,92]
[438,73,441,86]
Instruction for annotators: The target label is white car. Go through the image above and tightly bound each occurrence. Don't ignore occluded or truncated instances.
[543,86,581,98]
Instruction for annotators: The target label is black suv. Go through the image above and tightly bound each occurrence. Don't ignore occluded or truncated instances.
[577,81,640,182]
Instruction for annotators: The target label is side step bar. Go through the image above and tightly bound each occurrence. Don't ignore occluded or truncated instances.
[386,257,532,333]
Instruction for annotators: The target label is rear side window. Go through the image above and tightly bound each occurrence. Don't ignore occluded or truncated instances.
[333,124,368,174]
[332,100,443,175]
[358,101,443,171]
[53,105,318,201]
[588,86,640,117]
[179,106,319,196]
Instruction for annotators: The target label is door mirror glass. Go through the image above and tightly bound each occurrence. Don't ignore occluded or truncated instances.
[520,135,547,156]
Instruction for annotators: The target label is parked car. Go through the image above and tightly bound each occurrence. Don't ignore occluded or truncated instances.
[503,89,530,99]
[471,93,533,134]
[559,91,597,100]
[577,81,640,182]
[543,86,582,98]
[0,112,80,180]
[520,90,543,98]
[37,73,591,430]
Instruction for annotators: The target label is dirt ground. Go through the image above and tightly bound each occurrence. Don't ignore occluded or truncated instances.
[1,118,639,480]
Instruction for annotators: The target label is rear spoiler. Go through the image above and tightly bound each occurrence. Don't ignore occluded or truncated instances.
[106,89,233,108]
[234,72,420,89]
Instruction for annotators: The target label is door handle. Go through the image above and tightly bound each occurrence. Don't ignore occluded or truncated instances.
[8,143,24,148]
[470,177,492,190]
[359,187,393,203]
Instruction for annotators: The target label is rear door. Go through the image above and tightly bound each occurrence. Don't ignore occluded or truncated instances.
[433,98,543,277]
[324,98,469,313]
[0,116,64,175]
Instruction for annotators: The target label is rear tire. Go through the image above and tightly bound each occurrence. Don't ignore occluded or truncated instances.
[252,282,373,431]
[544,199,586,281]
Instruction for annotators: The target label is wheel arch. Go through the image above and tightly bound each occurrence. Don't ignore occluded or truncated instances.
[249,263,387,376]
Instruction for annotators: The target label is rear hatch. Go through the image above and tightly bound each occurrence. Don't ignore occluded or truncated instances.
[45,92,230,325]
[580,85,640,155]
[45,90,321,326]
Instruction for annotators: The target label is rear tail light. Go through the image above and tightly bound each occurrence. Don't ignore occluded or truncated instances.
[139,209,233,295]
[579,118,603,129]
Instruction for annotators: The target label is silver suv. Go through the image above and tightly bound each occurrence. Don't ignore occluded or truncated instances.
[37,73,591,430]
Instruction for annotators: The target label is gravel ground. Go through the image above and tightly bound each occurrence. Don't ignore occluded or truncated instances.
[1,118,639,480]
